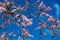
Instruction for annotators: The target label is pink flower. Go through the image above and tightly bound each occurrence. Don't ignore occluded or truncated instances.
[26,21,32,26]
[17,6,24,12]
[22,15,33,26]
[22,15,29,21]
[41,12,46,15]
[22,22,26,27]
[0,7,6,13]
[35,26,41,30]
[45,14,50,17]
[48,16,53,22]
[22,29,34,38]
[38,1,46,9]
[44,6,52,12]
[15,14,20,18]
[40,12,46,18]
[38,1,43,8]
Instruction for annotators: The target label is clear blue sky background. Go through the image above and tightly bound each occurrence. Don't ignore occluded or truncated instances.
[0,0,60,40]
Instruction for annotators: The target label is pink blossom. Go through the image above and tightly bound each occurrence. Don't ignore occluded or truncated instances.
[22,15,33,26]
[22,22,26,27]
[40,12,46,18]
[44,6,52,12]
[15,14,20,18]
[45,14,50,17]
[38,1,46,9]
[17,6,24,12]
[22,15,29,21]
[41,12,46,15]
[22,29,34,38]
[35,26,41,30]
[48,16,53,22]
[0,7,6,13]
[26,21,33,26]
[38,1,43,8]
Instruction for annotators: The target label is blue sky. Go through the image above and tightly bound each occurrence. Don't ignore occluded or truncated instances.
[0,0,60,40]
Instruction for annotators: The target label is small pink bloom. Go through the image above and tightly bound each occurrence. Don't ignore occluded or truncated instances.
[41,12,46,15]
[45,14,50,17]
[22,29,33,37]
[17,6,24,12]
[48,16,53,22]
[26,21,32,26]
[44,6,52,12]
[0,7,6,13]
[38,1,43,8]
[22,15,29,21]
[35,26,41,30]
[22,22,26,27]
[22,15,33,26]
[40,12,46,18]
[15,14,20,18]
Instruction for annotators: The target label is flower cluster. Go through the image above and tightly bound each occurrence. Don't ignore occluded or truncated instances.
[0,0,60,40]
